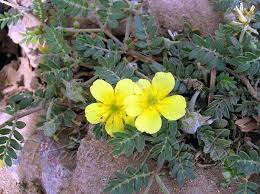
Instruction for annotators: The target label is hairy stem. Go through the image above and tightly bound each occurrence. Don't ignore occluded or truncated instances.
[0,106,43,129]
[56,27,102,33]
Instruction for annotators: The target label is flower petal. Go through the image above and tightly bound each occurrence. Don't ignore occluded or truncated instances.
[152,72,175,98]
[124,115,136,126]
[157,95,186,120]
[125,95,143,117]
[85,103,109,124]
[135,108,162,134]
[115,79,135,104]
[90,79,114,104]
[134,79,151,94]
[105,114,124,136]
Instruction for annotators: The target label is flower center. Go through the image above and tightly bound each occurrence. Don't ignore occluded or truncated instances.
[110,104,121,113]
[147,94,158,106]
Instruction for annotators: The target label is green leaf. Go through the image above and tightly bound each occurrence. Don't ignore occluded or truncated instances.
[53,0,88,17]
[204,95,238,119]
[13,130,24,142]
[10,139,22,150]
[0,137,8,145]
[75,34,120,60]
[236,181,259,194]
[214,0,240,11]
[150,121,180,166]
[104,164,152,194]
[7,147,17,159]
[197,126,232,161]
[169,151,195,186]
[16,121,26,129]
[45,26,71,55]
[8,92,33,110]
[0,128,11,135]
[108,125,145,157]
[233,150,260,176]
[97,0,128,29]
[217,73,237,91]
[94,62,135,84]
[0,12,22,29]
[134,15,164,55]
[92,124,108,140]
[4,155,12,167]
[33,0,46,22]
[189,34,226,70]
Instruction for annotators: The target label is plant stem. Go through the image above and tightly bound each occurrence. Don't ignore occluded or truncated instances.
[155,174,171,194]
[225,67,259,101]
[208,68,216,104]
[0,106,43,129]
[83,75,98,86]
[135,70,151,81]
[56,27,102,33]
[189,90,201,112]
[143,165,163,194]
[124,15,132,47]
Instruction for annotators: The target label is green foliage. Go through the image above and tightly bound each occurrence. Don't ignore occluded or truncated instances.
[150,121,180,166]
[21,27,44,45]
[45,26,71,55]
[108,125,145,157]
[204,95,238,119]
[7,93,34,112]
[223,150,260,193]
[227,150,260,176]
[0,12,22,29]
[41,102,76,136]
[169,150,195,186]
[189,34,226,70]
[104,164,152,194]
[97,0,129,29]
[52,0,88,17]
[235,100,259,117]
[236,181,259,194]
[39,61,73,98]
[197,126,232,161]
[214,0,240,11]
[62,80,86,103]
[1,1,259,192]
[217,73,237,91]
[134,15,164,55]
[75,34,119,60]
[33,0,46,22]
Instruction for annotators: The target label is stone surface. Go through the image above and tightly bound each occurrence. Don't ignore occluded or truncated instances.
[62,133,237,194]
[145,0,221,35]
[8,9,41,68]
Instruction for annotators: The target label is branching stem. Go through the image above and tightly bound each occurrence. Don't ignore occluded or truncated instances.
[0,106,43,129]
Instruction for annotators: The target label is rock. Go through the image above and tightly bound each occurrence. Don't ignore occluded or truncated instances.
[17,131,76,194]
[8,9,41,68]
[61,132,135,193]
[62,132,237,194]
[145,0,221,35]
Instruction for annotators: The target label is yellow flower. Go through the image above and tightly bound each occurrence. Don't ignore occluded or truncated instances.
[85,79,135,136]
[125,72,186,134]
